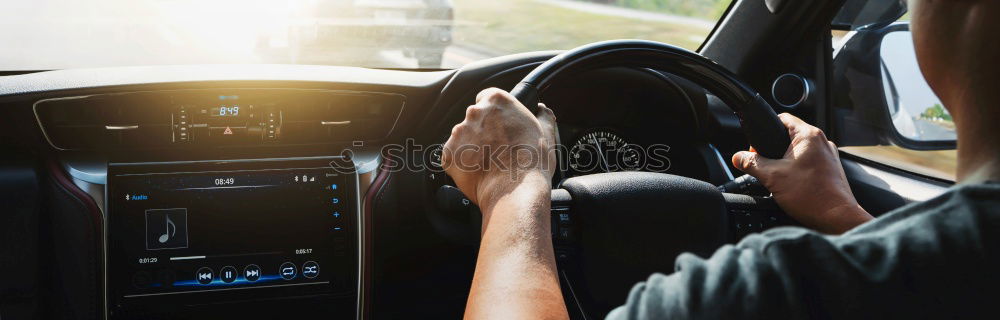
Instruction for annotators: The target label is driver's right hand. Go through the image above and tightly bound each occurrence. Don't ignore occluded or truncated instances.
[732,113,873,234]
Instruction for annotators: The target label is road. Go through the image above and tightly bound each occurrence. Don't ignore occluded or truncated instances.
[0,0,493,71]
[912,119,956,141]
[536,0,716,29]
[299,45,492,69]
[0,0,718,71]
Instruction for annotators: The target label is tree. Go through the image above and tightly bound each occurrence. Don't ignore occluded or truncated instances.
[920,104,952,122]
[577,0,729,19]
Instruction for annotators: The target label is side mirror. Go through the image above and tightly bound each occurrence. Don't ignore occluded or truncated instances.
[832,22,957,150]
[879,29,956,143]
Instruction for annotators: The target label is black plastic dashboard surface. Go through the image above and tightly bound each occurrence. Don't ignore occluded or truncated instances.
[0,54,734,319]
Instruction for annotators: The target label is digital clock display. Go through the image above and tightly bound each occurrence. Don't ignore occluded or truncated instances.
[213,105,240,117]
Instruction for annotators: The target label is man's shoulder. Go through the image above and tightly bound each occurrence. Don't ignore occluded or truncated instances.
[606,183,1000,320]
[951,182,1000,213]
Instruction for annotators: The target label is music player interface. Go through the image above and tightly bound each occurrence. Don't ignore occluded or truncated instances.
[106,160,357,307]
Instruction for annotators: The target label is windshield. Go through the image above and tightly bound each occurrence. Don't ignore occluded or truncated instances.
[3,0,730,71]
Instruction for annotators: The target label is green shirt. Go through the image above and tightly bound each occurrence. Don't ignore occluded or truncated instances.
[607,182,1000,319]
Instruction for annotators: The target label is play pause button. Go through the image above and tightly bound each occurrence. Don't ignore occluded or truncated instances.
[244,264,261,282]
[221,266,238,283]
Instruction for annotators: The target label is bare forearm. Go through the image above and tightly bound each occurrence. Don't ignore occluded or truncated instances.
[814,203,873,234]
[465,173,568,320]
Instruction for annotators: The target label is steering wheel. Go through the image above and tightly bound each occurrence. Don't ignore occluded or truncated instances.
[509,40,795,312]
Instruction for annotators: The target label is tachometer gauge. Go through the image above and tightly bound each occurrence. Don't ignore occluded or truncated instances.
[568,131,640,175]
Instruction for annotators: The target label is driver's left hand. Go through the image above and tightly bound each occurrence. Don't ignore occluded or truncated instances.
[441,88,557,212]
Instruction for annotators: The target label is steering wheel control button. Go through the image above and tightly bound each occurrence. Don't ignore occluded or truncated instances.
[244,264,261,282]
[553,208,572,226]
[220,266,238,283]
[195,267,214,285]
[556,250,571,262]
[557,227,573,241]
[279,262,297,280]
[302,261,320,279]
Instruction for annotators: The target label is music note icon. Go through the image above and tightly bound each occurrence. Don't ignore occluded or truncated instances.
[158,215,176,243]
[146,208,189,250]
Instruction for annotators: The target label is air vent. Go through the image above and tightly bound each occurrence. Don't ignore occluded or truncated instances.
[34,93,173,150]
[280,92,405,143]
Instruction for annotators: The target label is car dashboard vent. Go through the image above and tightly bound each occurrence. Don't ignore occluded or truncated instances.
[34,89,405,150]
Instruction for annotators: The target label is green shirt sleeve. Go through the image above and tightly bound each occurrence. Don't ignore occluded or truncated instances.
[606,183,1000,319]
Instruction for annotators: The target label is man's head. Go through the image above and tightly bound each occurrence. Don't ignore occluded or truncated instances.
[909,0,1000,181]
[908,0,1000,120]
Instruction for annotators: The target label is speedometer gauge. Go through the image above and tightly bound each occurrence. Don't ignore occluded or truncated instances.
[568,131,641,175]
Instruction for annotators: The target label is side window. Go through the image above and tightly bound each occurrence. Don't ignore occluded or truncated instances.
[831,18,957,182]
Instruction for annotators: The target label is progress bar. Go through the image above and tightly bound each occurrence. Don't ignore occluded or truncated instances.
[123,281,329,298]
[169,255,206,261]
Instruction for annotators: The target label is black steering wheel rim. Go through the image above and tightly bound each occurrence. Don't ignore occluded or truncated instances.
[500,40,796,316]
[511,39,791,159]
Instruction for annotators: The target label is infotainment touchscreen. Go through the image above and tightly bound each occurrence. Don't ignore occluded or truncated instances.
[106,158,358,315]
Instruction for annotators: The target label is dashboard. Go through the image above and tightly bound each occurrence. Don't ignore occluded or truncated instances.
[0,55,741,319]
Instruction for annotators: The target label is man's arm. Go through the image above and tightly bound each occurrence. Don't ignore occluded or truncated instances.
[465,172,566,319]
[442,88,568,319]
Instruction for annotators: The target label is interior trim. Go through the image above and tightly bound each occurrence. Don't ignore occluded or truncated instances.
[353,165,366,320]
[708,144,737,181]
[47,159,107,319]
[841,156,950,203]
[360,157,394,319]
[559,269,589,320]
